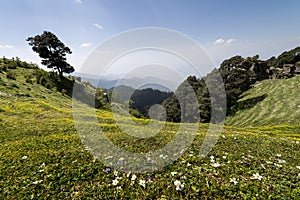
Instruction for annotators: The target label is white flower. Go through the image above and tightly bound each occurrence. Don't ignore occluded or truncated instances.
[212,162,220,168]
[171,172,178,176]
[174,180,184,191]
[131,174,137,181]
[104,156,113,160]
[266,161,273,164]
[250,173,263,180]
[221,135,226,138]
[112,179,119,186]
[278,159,286,164]
[114,170,118,177]
[296,141,299,144]
[84,147,91,151]
[40,163,45,168]
[159,154,168,159]
[276,154,282,157]
[222,156,227,159]
[139,180,146,188]
[187,163,191,167]
[21,156,28,160]
[274,163,282,168]
[229,178,238,185]
[32,180,42,184]
[296,166,300,169]
[210,156,214,160]
[116,186,122,190]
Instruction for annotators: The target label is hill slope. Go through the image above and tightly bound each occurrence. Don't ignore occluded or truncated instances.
[1,59,300,199]
[226,76,300,126]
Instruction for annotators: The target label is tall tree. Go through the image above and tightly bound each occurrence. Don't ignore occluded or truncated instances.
[26,31,74,77]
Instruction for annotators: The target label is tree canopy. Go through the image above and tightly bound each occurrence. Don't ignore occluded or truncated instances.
[26,31,74,77]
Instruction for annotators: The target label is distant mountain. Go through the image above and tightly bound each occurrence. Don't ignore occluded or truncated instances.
[73,72,177,91]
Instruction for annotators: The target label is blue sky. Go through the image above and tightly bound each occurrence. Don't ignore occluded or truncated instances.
[1,0,300,77]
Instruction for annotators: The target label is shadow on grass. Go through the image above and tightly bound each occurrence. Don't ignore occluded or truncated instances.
[229,94,267,115]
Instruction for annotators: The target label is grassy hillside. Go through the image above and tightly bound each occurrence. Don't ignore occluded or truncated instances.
[226,76,300,127]
[0,62,300,199]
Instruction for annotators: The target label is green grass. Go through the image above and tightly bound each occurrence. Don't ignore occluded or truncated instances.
[226,76,300,127]
[1,67,300,199]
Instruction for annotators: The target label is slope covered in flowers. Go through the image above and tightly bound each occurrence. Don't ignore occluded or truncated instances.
[0,65,300,199]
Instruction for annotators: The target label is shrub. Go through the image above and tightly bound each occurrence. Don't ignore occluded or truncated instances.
[6,71,16,80]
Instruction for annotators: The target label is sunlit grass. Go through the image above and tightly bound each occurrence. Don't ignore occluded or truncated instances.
[0,68,300,199]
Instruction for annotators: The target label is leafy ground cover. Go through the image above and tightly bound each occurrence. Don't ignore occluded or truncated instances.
[0,67,300,199]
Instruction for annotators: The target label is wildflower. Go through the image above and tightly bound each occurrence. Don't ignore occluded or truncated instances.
[296,166,300,169]
[266,161,273,164]
[105,168,110,173]
[212,162,220,168]
[229,178,238,185]
[117,160,123,165]
[21,156,28,160]
[139,180,146,188]
[171,172,178,176]
[296,141,299,144]
[222,156,227,159]
[40,163,45,168]
[32,180,42,184]
[112,179,119,186]
[131,174,137,181]
[210,156,214,160]
[276,154,282,157]
[174,180,184,191]
[250,173,263,180]
[187,163,191,167]
[274,163,282,168]
[84,147,91,151]
[116,186,122,190]
[146,176,153,183]
[159,154,168,159]
[277,159,286,164]
[104,155,113,160]
[114,170,118,177]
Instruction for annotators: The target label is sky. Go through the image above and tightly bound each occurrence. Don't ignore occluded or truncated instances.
[1,0,300,80]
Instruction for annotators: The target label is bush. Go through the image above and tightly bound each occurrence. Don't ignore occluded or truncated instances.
[6,71,16,80]
[129,109,143,118]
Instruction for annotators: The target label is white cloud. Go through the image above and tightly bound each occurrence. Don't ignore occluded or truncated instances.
[214,38,225,45]
[80,42,92,48]
[214,38,236,45]
[94,23,103,30]
[74,0,82,4]
[0,45,13,49]
[226,38,236,44]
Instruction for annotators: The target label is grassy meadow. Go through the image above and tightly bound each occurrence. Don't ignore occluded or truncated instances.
[1,67,300,199]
